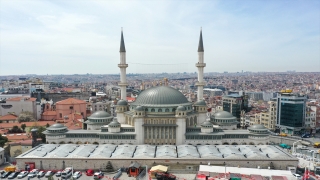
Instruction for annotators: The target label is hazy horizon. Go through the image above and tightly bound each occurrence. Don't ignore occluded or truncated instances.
[1,0,319,75]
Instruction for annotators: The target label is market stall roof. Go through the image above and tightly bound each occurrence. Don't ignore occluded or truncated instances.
[150,165,168,172]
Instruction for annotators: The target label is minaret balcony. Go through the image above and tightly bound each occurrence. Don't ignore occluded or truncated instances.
[195,82,206,86]
[195,63,206,67]
[118,64,128,68]
[118,82,128,86]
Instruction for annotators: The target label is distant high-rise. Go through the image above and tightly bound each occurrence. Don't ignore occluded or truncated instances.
[276,92,306,135]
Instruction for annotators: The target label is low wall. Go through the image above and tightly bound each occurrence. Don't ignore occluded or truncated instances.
[269,136,311,146]
[16,157,298,171]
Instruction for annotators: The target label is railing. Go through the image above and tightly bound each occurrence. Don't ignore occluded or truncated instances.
[269,135,313,145]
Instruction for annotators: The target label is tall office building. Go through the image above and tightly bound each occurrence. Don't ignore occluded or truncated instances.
[276,92,307,135]
[222,93,249,126]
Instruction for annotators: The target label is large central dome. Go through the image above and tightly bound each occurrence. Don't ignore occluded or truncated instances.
[132,86,189,105]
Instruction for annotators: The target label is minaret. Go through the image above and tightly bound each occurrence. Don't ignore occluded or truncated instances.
[196,29,206,101]
[118,28,128,100]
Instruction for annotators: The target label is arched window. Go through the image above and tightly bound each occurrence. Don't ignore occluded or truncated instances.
[158,109,162,112]
[151,108,155,112]
[172,108,176,112]
[165,108,169,112]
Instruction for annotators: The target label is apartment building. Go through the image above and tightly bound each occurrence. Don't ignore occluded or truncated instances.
[252,101,277,131]
[309,104,320,131]
[0,97,38,119]
[305,106,316,133]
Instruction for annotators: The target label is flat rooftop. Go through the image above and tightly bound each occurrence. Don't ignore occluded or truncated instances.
[18,144,296,160]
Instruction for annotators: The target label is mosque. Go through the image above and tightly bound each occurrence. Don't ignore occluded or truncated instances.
[44,30,270,146]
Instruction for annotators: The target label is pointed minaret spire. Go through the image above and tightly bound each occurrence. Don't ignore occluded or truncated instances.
[118,27,128,101]
[120,27,126,52]
[198,28,204,52]
[195,28,206,101]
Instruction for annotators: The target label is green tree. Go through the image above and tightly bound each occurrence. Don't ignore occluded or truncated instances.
[17,111,35,123]
[29,123,47,143]
[8,126,23,133]
[46,123,50,128]
[0,134,8,147]
[21,124,26,132]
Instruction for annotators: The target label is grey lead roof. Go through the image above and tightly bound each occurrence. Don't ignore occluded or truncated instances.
[198,30,204,52]
[213,111,236,120]
[131,86,190,106]
[88,111,111,119]
[120,30,126,52]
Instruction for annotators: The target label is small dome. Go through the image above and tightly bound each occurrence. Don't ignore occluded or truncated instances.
[248,124,267,130]
[49,123,64,129]
[214,111,235,119]
[117,100,128,106]
[47,123,67,131]
[89,111,111,118]
[201,120,213,127]
[135,106,144,111]
[109,118,121,127]
[176,106,186,111]
[194,100,206,106]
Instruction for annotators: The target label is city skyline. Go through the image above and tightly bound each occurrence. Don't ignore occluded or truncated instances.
[0,0,319,75]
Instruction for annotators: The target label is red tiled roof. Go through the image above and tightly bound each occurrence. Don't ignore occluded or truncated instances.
[6,97,37,102]
[9,139,33,146]
[0,114,17,121]
[0,121,56,129]
[66,119,83,130]
[126,97,135,102]
[4,133,31,141]
[56,98,87,105]
[42,111,57,116]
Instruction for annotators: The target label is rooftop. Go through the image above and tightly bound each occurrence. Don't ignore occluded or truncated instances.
[56,98,87,105]
[18,144,296,160]
[0,114,17,121]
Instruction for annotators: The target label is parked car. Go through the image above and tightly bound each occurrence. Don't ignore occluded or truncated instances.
[45,171,54,177]
[8,172,20,179]
[55,171,62,177]
[28,169,39,178]
[1,171,12,178]
[302,133,311,138]
[279,133,287,137]
[292,173,302,180]
[73,171,82,179]
[17,171,29,179]
[86,169,94,176]
[93,172,104,179]
[279,143,291,149]
[314,142,320,148]
[37,171,45,178]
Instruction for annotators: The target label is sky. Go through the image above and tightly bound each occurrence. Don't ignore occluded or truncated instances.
[0,0,319,75]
